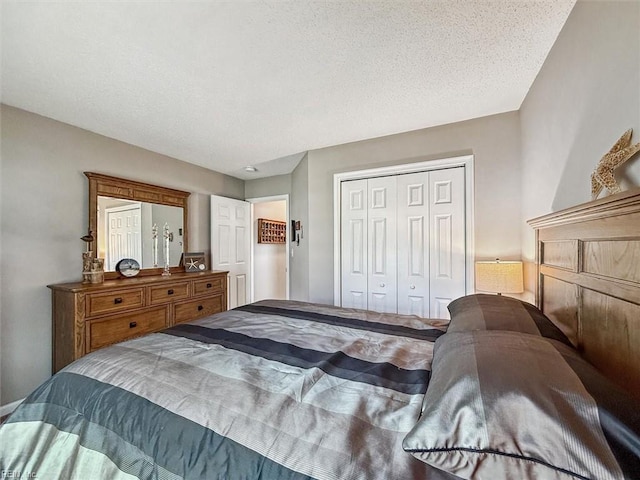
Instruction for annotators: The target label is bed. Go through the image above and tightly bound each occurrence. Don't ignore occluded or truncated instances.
[2,189,640,480]
[1,300,457,480]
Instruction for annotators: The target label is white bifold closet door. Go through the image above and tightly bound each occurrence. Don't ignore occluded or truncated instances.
[340,180,369,310]
[367,175,398,313]
[340,167,465,318]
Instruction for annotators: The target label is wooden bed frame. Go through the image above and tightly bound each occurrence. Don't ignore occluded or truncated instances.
[528,187,640,400]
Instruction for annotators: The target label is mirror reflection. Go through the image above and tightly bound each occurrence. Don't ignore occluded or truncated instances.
[97,196,184,271]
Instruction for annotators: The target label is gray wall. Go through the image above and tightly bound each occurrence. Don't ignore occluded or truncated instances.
[520,0,640,296]
[0,105,244,404]
[244,174,291,199]
[303,112,522,305]
[290,154,310,301]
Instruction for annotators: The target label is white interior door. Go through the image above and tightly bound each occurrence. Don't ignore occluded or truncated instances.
[340,180,368,309]
[105,204,142,270]
[338,166,467,318]
[211,195,250,309]
[428,167,466,318]
[397,171,430,317]
[367,176,397,313]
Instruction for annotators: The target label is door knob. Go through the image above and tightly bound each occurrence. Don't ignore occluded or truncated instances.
[410,285,416,289]
[379,283,385,287]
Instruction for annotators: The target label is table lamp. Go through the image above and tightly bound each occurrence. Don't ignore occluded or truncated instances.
[475,259,524,295]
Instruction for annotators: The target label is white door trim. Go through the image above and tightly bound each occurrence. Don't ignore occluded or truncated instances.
[246,194,291,301]
[333,155,475,307]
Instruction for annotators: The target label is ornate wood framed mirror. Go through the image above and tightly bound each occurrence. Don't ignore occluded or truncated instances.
[85,172,190,278]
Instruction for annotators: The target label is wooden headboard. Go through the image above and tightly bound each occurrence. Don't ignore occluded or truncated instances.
[528,187,640,400]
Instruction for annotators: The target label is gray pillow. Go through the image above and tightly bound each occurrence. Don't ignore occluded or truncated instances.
[447,293,573,346]
[402,331,640,480]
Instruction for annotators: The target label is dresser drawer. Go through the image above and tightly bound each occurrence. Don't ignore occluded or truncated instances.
[87,306,168,352]
[193,276,225,296]
[86,288,144,317]
[174,295,225,324]
[149,282,189,305]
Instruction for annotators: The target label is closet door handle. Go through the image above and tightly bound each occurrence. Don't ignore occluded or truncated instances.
[379,283,385,287]
[409,285,416,290]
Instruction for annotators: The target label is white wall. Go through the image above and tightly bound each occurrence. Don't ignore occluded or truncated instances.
[0,105,244,405]
[253,201,287,301]
[520,0,640,298]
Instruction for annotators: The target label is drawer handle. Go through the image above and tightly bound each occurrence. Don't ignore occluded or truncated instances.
[129,321,137,328]
[167,289,174,295]
[206,283,212,288]
[198,305,204,311]
[114,297,123,304]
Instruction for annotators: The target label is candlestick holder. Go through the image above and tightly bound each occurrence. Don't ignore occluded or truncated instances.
[152,223,159,267]
[162,222,171,276]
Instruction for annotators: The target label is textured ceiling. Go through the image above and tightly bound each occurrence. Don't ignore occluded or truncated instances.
[1,1,575,180]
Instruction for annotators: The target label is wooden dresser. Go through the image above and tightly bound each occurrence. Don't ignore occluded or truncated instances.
[48,270,228,373]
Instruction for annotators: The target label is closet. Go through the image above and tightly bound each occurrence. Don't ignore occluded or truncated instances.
[340,167,466,318]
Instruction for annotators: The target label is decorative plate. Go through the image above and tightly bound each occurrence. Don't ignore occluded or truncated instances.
[115,258,141,277]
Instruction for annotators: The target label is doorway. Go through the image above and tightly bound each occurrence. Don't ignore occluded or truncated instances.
[248,195,290,302]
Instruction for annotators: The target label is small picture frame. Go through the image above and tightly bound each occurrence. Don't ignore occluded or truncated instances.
[183,252,207,273]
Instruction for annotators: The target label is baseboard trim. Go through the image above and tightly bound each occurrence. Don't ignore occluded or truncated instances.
[0,398,25,418]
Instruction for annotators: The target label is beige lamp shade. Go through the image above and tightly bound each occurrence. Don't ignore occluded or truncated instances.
[475,260,524,294]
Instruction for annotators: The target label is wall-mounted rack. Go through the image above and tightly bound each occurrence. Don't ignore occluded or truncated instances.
[257,218,286,244]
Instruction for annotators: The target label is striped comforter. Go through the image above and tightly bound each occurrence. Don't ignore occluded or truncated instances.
[0,300,458,480]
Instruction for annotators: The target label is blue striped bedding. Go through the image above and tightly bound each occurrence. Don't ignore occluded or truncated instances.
[0,300,457,480]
